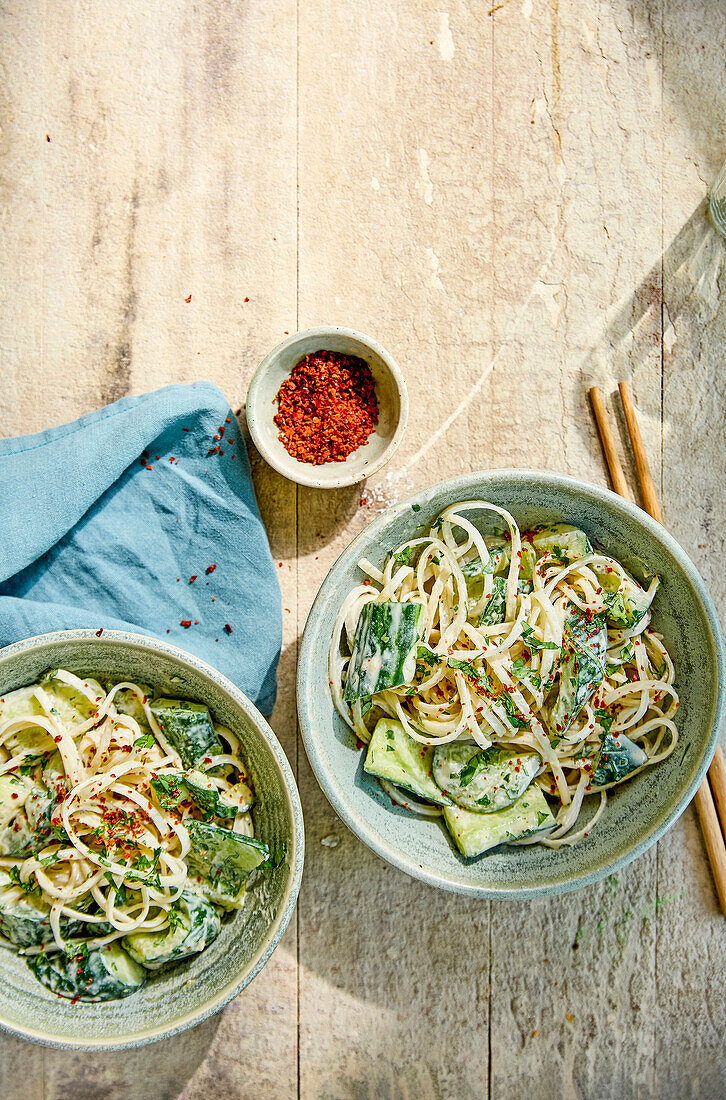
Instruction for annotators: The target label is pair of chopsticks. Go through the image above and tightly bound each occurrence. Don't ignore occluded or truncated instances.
[590,382,726,917]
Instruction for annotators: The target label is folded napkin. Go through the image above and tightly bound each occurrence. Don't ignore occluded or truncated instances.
[0,382,282,714]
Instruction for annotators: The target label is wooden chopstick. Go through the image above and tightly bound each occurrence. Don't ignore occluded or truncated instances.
[590,381,726,915]
[617,382,663,523]
[614,381,726,916]
[588,387,632,500]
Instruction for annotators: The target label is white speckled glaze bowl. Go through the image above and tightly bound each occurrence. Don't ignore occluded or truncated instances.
[246,326,408,488]
[298,470,726,898]
[0,630,304,1049]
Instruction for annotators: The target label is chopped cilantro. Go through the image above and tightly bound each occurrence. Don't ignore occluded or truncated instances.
[521,623,559,651]
[393,546,415,566]
[133,733,155,749]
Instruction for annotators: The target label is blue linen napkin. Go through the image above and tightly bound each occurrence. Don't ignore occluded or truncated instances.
[0,382,282,715]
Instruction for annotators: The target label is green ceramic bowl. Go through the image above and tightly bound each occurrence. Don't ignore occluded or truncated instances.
[0,630,304,1049]
[298,470,725,898]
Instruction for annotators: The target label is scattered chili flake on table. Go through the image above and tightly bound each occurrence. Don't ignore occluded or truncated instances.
[180,619,192,628]
[273,350,379,464]
[189,575,197,583]
[224,623,233,634]
[206,563,217,574]
[95,628,103,637]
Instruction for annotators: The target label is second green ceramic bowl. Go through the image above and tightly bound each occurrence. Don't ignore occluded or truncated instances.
[0,630,304,1049]
[298,470,725,898]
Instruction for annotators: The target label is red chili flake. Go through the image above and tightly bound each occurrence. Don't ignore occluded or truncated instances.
[166,628,171,633]
[194,620,200,624]
[219,449,224,455]
[180,619,192,628]
[207,447,219,456]
[95,628,103,637]
[182,427,191,432]
[244,297,249,302]
[225,417,231,423]
[206,564,217,574]
[224,623,232,634]
[185,294,192,303]
[189,575,197,583]
[146,465,153,471]
[11,792,18,800]
[273,350,379,464]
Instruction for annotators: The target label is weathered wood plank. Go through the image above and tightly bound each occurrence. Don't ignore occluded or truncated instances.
[487,3,664,1097]
[0,1,298,1096]
[296,2,495,1096]
[656,3,726,1096]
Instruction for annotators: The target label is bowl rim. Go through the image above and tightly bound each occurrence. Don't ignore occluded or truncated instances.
[298,468,726,899]
[246,324,409,489]
[0,628,305,1050]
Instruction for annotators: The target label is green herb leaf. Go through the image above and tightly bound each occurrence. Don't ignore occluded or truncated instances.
[521,623,559,652]
[133,733,155,749]
[392,546,415,566]
[459,750,495,787]
[501,692,530,729]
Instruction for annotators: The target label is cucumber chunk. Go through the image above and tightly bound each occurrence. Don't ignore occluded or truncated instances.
[186,820,268,909]
[123,892,220,970]
[443,787,556,858]
[461,545,509,601]
[531,524,593,564]
[151,770,253,820]
[149,699,222,769]
[0,872,89,947]
[480,576,506,627]
[593,732,648,786]
[590,566,658,629]
[183,770,253,819]
[519,545,538,581]
[0,776,35,857]
[432,744,540,813]
[344,602,425,701]
[550,607,607,736]
[364,718,452,806]
[27,942,146,1001]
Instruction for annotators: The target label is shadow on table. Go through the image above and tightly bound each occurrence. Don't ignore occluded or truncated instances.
[0,1013,220,1100]
[576,198,726,501]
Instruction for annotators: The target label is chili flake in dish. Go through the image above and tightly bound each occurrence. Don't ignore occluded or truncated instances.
[273,350,379,464]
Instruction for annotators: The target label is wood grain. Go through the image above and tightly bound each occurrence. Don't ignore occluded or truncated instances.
[0,1,725,1098]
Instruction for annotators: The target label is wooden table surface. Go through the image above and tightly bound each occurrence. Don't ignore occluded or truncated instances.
[1,2,725,1097]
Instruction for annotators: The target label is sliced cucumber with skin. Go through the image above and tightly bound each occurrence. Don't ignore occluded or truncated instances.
[531,524,593,564]
[590,565,658,629]
[344,602,426,701]
[0,776,35,857]
[443,786,557,858]
[432,744,541,813]
[27,941,146,1001]
[461,545,509,601]
[480,576,506,627]
[186,820,268,909]
[0,873,89,948]
[593,732,648,786]
[149,699,222,769]
[519,544,538,581]
[550,607,607,736]
[364,718,452,806]
[123,892,221,970]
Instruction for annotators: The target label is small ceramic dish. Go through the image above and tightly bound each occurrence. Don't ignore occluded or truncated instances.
[246,326,408,489]
[0,630,304,1050]
[297,470,726,898]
